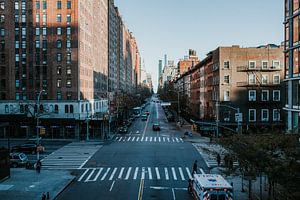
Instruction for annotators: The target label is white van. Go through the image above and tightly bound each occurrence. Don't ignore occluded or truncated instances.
[190,174,233,200]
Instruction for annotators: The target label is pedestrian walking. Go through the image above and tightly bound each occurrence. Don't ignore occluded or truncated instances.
[217,153,221,166]
[41,192,46,200]
[192,160,198,175]
[36,159,42,173]
[188,178,192,193]
[224,154,229,168]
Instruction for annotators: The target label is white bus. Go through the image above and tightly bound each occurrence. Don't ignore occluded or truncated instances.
[190,174,233,200]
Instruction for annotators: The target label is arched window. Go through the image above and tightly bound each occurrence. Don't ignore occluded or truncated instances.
[70,105,74,113]
[81,104,84,113]
[65,105,69,113]
[5,105,8,113]
[54,105,59,113]
[50,105,53,112]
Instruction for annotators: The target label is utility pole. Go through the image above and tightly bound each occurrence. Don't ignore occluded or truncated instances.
[216,101,219,138]
[177,90,180,123]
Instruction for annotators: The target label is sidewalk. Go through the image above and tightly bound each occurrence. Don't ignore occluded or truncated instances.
[0,168,75,200]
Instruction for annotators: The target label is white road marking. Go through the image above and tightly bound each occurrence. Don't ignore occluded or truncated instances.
[167,138,170,142]
[175,138,179,143]
[131,137,135,142]
[118,137,122,142]
[125,167,132,180]
[199,168,205,174]
[154,137,156,142]
[159,137,161,142]
[150,137,152,142]
[115,137,119,141]
[92,168,103,181]
[127,137,131,141]
[141,167,145,179]
[109,168,118,180]
[141,137,144,142]
[118,167,125,179]
[172,188,176,200]
[133,167,139,180]
[171,167,177,180]
[122,137,126,141]
[163,137,165,142]
[172,138,175,142]
[186,167,192,179]
[78,169,89,182]
[145,137,148,142]
[101,168,111,180]
[109,180,115,192]
[179,167,185,181]
[164,167,169,180]
[136,137,140,142]
[148,167,152,180]
[155,167,160,179]
[84,168,96,182]
[179,138,183,142]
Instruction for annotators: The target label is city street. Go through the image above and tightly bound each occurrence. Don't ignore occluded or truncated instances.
[57,101,208,200]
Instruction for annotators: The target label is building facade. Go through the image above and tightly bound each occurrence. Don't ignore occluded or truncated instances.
[284,0,300,133]
[177,49,199,75]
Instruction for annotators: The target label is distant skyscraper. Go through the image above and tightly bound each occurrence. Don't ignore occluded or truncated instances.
[158,60,163,79]
[164,54,168,68]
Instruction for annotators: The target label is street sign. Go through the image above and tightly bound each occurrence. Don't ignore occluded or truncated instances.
[235,113,243,122]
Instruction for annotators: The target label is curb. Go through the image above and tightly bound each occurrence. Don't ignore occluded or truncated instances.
[53,176,76,200]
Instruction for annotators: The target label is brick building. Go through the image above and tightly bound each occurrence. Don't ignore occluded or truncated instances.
[177,49,199,76]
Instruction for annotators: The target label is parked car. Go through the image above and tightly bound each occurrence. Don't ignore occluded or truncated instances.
[145,111,150,116]
[152,123,160,131]
[141,114,148,121]
[10,153,28,168]
[11,143,45,154]
[119,126,128,134]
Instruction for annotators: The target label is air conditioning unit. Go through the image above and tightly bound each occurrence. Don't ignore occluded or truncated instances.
[224,118,230,122]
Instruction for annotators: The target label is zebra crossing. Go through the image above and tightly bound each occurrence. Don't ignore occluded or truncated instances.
[78,166,204,182]
[41,142,102,170]
[114,136,184,143]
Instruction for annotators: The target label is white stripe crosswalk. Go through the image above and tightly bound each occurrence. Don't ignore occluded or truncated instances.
[78,166,203,182]
[41,142,102,170]
[114,136,184,143]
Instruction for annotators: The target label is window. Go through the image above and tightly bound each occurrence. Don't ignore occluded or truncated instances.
[262,61,268,69]
[67,53,71,64]
[15,14,20,23]
[42,1,47,9]
[57,66,62,75]
[66,40,71,48]
[70,105,74,113]
[36,1,40,9]
[57,92,62,100]
[261,74,268,84]
[56,14,61,22]
[273,109,280,121]
[67,1,71,9]
[57,53,62,62]
[0,2,4,10]
[248,90,256,101]
[249,109,256,122]
[261,109,269,122]
[42,53,47,64]
[57,1,61,9]
[224,61,230,69]
[66,14,71,23]
[54,105,59,113]
[0,15,4,23]
[42,40,47,49]
[261,90,269,101]
[0,28,4,36]
[16,93,20,100]
[35,27,40,36]
[66,66,71,75]
[21,1,26,10]
[65,105,69,113]
[21,28,26,38]
[56,40,62,48]
[57,27,62,35]
[36,14,40,23]
[249,61,256,69]
[248,74,256,84]
[21,15,26,23]
[273,74,280,84]
[57,79,61,88]
[224,75,230,84]
[15,41,20,49]
[273,90,280,101]
[224,91,230,101]
[15,2,19,10]
[15,54,20,62]
[21,41,26,49]
[272,60,280,69]
[15,80,20,88]
[42,27,46,35]
[42,14,46,24]
[67,27,71,35]
[35,40,40,48]
[66,79,71,87]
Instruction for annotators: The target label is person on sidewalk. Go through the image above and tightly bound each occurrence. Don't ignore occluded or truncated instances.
[41,192,46,200]
[217,153,221,166]
[192,160,198,175]
[36,159,42,173]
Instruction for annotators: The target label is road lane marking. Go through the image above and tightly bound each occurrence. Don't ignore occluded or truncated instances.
[127,137,131,141]
[92,168,103,181]
[109,168,118,180]
[101,168,111,180]
[199,168,205,174]
[163,137,165,142]
[118,167,125,179]
[145,137,148,142]
[155,167,160,179]
[159,137,161,142]
[141,167,145,179]
[148,167,152,180]
[78,169,89,182]
[179,138,183,142]
[131,137,135,141]
[109,180,115,192]
[171,167,177,180]
[186,167,192,179]
[154,137,156,142]
[172,188,176,200]
[150,137,152,142]
[125,167,132,180]
[175,138,179,143]
[118,137,122,142]
[133,167,139,180]
[137,178,144,200]
[179,167,185,181]
[84,168,96,182]
[143,114,150,136]
[141,137,144,142]
[164,167,169,180]
[136,137,140,142]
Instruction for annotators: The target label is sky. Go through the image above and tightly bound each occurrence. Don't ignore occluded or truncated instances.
[115,0,284,92]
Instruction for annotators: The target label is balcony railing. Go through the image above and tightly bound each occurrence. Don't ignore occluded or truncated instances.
[236,82,281,87]
[236,66,281,72]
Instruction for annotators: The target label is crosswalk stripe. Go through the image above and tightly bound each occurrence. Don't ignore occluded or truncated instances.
[136,137,140,142]
[179,138,183,142]
[159,137,161,142]
[172,138,175,142]
[133,167,139,180]
[155,167,160,180]
[148,167,152,180]
[109,168,118,180]
[199,168,205,174]
[163,137,165,142]
[131,137,135,142]
[118,167,125,179]
[150,137,152,142]
[122,137,126,141]
[154,137,156,142]
[118,137,122,142]
[101,168,111,180]
[179,167,185,181]
[171,167,177,180]
[115,137,118,141]
[186,167,192,179]
[145,137,148,142]
[141,167,145,179]
[164,167,169,180]
[125,167,132,180]
[175,138,179,143]
[167,138,170,142]
[78,168,89,182]
[127,137,131,141]
[92,168,103,181]
[84,168,96,182]
[141,137,144,142]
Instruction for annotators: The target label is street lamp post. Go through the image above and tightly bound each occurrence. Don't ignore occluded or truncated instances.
[36,89,45,161]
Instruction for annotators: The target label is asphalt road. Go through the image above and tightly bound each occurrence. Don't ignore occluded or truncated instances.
[57,99,208,200]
